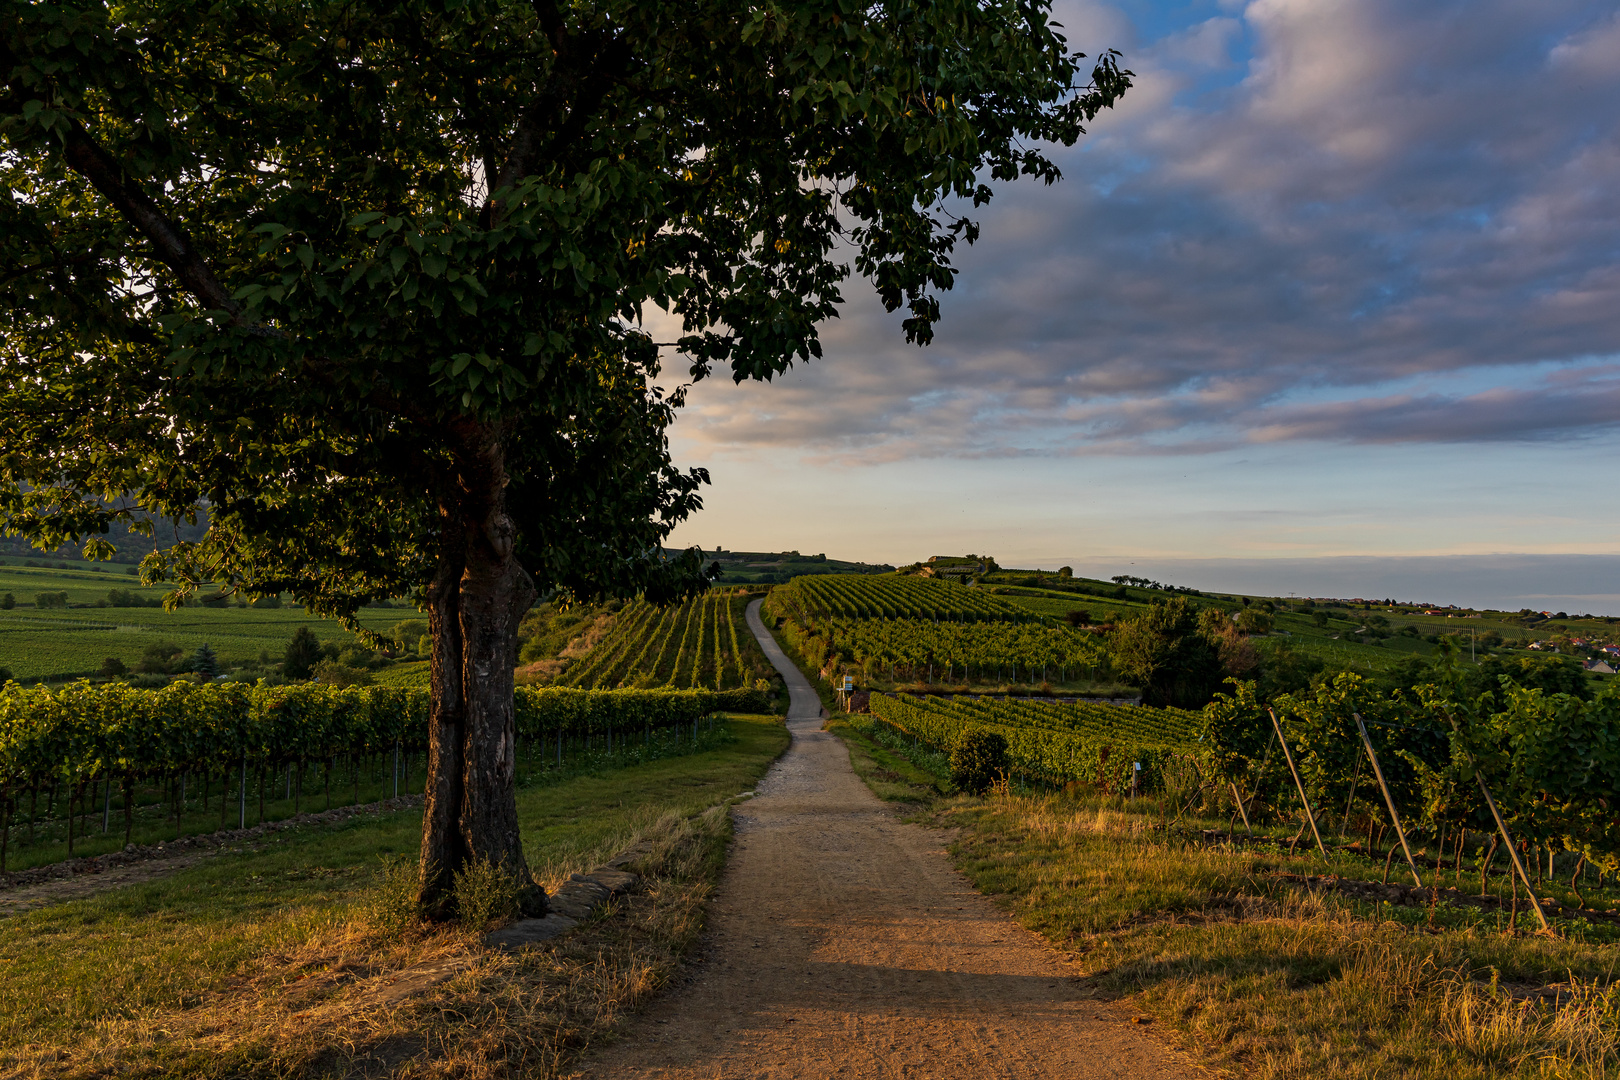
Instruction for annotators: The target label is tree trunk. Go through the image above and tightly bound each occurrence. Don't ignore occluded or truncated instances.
[418,422,543,918]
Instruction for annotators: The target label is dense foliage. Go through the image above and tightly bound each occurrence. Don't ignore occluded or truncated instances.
[1205,653,1620,876]
[0,680,767,796]
[949,727,1008,795]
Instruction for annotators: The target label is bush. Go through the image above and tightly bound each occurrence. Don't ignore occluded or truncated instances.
[366,856,422,933]
[136,641,184,674]
[0,666,12,683]
[98,657,128,678]
[337,644,378,669]
[451,856,528,929]
[0,593,13,610]
[34,591,68,609]
[124,673,171,688]
[312,659,374,687]
[950,726,1009,795]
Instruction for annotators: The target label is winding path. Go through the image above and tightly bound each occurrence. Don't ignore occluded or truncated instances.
[570,600,1195,1080]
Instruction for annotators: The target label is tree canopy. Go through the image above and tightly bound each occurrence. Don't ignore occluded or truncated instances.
[0,0,1130,912]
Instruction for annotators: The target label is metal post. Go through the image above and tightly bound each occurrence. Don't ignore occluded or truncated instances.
[239,756,247,830]
[1353,714,1422,888]
[1269,709,1327,859]
[393,742,400,798]
[1442,713,1550,932]
[102,776,111,834]
[1230,781,1252,836]
[1476,772,1550,932]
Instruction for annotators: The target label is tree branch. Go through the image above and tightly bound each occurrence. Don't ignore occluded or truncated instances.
[54,118,244,320]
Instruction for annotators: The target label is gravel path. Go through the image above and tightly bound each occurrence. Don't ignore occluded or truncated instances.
[570,600,1196,1080]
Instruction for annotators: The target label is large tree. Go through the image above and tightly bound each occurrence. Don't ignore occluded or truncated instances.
[0,0,1129,912]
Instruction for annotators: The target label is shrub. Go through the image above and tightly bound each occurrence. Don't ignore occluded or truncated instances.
[98,657,128,678]
[950,726,1009,795]
[0,593,13,610]
[136,641,184,674]
[450,856,527,930]
[337,644,378,669]
[312,659,373,687]
[366,856,422,933]
[34,591,68,609]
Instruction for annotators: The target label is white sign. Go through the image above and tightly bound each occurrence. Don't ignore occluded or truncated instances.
[842,676,854,690]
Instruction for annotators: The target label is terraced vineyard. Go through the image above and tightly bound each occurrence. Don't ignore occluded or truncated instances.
[869,693,1205,791]
[556,589,771,691]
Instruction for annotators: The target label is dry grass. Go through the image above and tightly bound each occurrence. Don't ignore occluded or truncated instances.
[0,714,789,1079]
[948,790,1620,1080]
[1,805,735,1080]
[827,720,1620,1080]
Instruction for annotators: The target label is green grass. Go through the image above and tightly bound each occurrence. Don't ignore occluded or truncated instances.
[0,712,789,1071]
[0,561,413,680]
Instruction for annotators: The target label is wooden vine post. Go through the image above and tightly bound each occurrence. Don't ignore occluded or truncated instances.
[1268,709,1328,859]
[1352,713,1423,888]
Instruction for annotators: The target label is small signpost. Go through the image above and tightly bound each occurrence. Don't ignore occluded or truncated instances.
[838,675,855,710]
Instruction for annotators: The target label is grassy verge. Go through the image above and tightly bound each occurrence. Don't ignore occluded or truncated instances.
[827,718,1620,1080]
[0,713,789,1079]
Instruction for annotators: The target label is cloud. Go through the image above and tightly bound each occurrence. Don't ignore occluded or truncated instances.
[671,0,1620,460]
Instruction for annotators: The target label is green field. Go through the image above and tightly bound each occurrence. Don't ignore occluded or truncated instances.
[0,560,410,680]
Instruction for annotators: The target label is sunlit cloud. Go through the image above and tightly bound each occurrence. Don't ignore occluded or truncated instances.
[671,0,1620,461]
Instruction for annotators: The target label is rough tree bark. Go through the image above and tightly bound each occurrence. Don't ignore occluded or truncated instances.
[419,423,543,916]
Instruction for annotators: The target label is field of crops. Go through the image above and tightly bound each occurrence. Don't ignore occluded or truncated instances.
[870,693,1204,791]
[0,563,407,680]
[762,574,1121,690]
[818,617,1104,681]
[556,589,771,691]
[771,574,1034,622]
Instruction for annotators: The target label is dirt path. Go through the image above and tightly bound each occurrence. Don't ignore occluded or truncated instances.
[570,601,1196,1080]
[0,851,219,917]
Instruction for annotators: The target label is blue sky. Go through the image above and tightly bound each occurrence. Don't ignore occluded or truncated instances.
[663,0,1620,611]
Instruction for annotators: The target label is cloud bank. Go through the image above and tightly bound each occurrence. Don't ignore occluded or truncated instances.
[672,0,1620,461]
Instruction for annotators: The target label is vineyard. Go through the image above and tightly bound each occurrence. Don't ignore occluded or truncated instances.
[869,693,1203,792]
[762,574,1114,689]
[0,679,767,865]
[868,659,1620,907]
[554,589,772,691]
[1205,669,1620,885]
[768,574,1034,622]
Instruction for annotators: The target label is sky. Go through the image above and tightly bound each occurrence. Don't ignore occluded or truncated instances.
[662,0,1620,613]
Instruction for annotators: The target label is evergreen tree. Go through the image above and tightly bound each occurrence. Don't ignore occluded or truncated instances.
[283,627,322,681]
[190,642,220,677]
